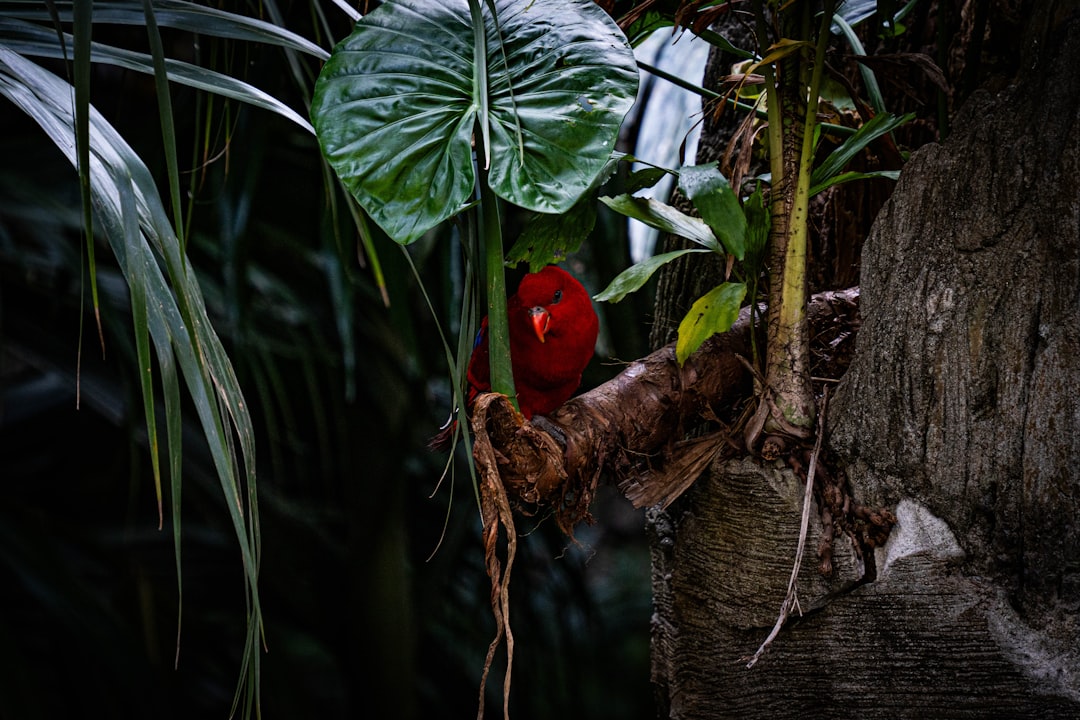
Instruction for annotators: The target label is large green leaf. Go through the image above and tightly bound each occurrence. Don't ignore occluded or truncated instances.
[678,162,747,260]
[311,0,638,245]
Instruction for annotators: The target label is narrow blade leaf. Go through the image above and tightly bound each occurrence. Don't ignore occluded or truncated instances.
[810,111,913,189]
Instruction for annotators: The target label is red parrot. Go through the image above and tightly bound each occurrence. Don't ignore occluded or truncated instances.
[430,265,599,450]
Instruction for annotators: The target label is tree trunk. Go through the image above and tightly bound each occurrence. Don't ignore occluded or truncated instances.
[647,3,1080,718]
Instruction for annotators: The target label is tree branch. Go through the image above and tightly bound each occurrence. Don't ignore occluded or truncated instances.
[471,287,860,528]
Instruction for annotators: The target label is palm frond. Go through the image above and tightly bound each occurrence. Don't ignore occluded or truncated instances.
[1,15,315,132]
[0,43,263,713]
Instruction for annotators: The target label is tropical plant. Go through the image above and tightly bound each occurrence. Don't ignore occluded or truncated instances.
[311,0,638,430]
[0,0,921,717]
[1,1,661,717]
[595,0,911,452]
[309,0,642,714]
[0,1,343,715]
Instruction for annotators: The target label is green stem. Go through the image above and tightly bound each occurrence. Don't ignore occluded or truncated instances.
[477,149,516,408]
[746,0,837,444]
[787,0,836,301]
[771,0,836,435]
[469,0,515,408]
[793,1,836,246]
[752,2,785,212]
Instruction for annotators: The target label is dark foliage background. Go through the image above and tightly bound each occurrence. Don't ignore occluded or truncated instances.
[0,3,656,718]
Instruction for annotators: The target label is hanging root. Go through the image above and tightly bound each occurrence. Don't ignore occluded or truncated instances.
[471,395,521,720]
[743,390,828,668]
[744,384,898,667]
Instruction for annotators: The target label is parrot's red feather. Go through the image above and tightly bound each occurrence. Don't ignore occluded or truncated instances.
[430,265,598,451]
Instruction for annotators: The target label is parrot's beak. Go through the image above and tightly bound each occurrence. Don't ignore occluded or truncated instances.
[529,307,550,343]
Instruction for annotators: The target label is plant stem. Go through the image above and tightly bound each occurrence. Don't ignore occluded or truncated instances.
[469,0,516,408]
[748,0,836,444]
[477,158,517,408]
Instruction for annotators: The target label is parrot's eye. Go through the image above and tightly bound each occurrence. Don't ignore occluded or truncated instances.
[552,289,563,304]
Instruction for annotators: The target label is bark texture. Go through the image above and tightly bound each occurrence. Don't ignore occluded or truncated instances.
[648,4,1080,718]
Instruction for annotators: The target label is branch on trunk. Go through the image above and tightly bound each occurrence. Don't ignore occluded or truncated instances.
[472,287,861,531]
[470,288,861,711]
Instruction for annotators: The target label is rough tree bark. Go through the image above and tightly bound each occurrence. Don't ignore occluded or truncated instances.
[647,3,1080,718]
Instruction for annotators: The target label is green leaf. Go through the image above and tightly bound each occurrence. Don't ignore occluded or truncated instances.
[311,0,639,245]
[0,45,263,710]
[620,13,752,58]
[625,165,671,194]
[809,168,901,197]
[742,184,769,269]
[72,0,101,351]
[506,198,597,273]
[676,282,747,365]
[696,29,756,60]
[832,0,879,27]
[678,162,747,260]
[3,0,329,60]
[830,13,885,114]
[118,169,163,524]
[484,0,640,215]
[599,194,721,252]
[594,248,711,303]
[810,111,913,190]
[140,0,185,253]
[622,10,673,46]
[506,149,623,272]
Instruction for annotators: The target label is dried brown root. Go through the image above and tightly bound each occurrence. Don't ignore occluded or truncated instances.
[744,389,829,669]
[786,442,897,580]
[471,394,519,720]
